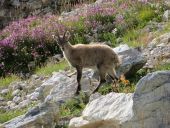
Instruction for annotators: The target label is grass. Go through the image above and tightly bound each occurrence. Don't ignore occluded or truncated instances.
[0,103,35,123]
[0,75,20,89]
[35,60,69,76]
[154,63,170,71]
[99,69,147,95]
[122,29,140,47]
[1,90,13,101]
[0,103,37,123]
[0,109,26,123]
[59,92,87,118]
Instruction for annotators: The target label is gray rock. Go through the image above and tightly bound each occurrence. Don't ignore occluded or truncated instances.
[1,100,59,128]
[13,96,21,104]
[69,92,133,128]
[30,92,40,101]
[0,96,4,101]
[114,44,147,77]
[12,89,20,96]
[18,99,31,109]
[27,0,42,10]
[42,70,98,103]
[165,0,170,8]
[144,32,170,69]
[11,0,20,7]
[0,89,9,95]
[163,10,170,21]
[69,71,170,128]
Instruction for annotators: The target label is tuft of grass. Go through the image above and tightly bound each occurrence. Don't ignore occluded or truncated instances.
[1,90,13,101]
[137,6,156,26]
[0,109,26,124]
[0,75,20,89]
[122,29,141,47]
[35,60,69,76]
[154,63,170,71]
[59,92,87,118]
[0,103,36,123]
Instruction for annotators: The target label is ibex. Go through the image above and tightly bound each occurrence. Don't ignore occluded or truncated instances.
[53,31,121,95]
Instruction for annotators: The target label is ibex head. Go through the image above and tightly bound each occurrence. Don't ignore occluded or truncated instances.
[53,30,70,51]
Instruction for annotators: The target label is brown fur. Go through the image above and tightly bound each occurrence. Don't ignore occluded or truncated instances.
[54,33,121,94]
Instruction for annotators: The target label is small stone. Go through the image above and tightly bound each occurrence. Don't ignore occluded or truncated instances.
[18,99,31,109]
[13,96,21,104]
[12,89,20,96]
[9,102,16,109]
[0,89,9,95]
[0,96,4,101]
[7,101,13,106]
[30,92,40,101]
[163,10,170,21]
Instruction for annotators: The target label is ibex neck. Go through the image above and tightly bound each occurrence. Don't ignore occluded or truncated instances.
[63,42,73,51]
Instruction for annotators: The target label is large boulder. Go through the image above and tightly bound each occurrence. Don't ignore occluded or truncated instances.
[114,44,146,77]
[69,71,170,128]
[40,69,99,103]
[0,99,59,128]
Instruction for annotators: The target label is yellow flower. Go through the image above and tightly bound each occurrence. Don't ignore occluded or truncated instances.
[120,75,130,85]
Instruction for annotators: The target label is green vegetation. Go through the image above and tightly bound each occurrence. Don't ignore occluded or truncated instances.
[0,109,26,123]
[1,90,13,101]
[35,60,69,76]
[0,75,20,89]
[155,63,170,71]
[59,92,87,118]
[122,29,140,47]
[0,103,35,123]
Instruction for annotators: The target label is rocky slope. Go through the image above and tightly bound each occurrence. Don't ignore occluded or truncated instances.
[0,0,170,127]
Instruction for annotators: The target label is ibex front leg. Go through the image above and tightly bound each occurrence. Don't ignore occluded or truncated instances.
[75,66,82,95]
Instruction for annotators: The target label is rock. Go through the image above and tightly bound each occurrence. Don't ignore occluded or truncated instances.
[149,32,170,46]
[144,32,170,69]
[41,70,98,103]
[30,92,40,101]
[7,101,13,106]
[0,89,9,95]
[10,82,26,90]
[122,71,170,128]
[27,0,42,10]
[51,54,63,62]
[11,0,20,7]
[9,102,16,110]
[69,71,170,128]
[13,96,21,104]
[69,92,133,128]
[12,89,20,96]
[163,10,170,21]
[1,100,59,128]
[165,0,170,8]
[114,44,147,77]
[18,99,31,109]
[0,96,4,101]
